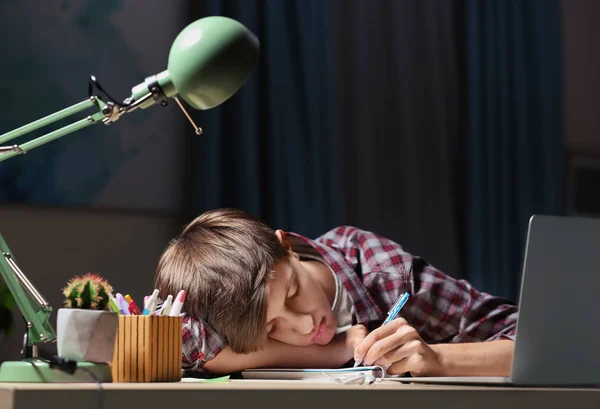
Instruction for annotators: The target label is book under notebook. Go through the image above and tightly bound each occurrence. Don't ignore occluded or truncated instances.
[241,366,390,383]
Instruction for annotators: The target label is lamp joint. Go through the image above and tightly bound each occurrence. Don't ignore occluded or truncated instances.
[145,75,168,107]
[0,145,25,155]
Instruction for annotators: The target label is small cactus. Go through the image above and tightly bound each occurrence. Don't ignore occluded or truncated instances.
[62,273,114,310]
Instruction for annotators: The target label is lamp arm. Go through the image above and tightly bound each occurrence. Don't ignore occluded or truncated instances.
[0,233,56,345]
[0,96,109,162]
[0,74,199,163]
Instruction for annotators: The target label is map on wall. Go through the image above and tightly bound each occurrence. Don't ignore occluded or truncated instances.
[0,0,187,212]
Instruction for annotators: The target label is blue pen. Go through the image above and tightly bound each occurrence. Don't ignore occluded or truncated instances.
[353,292,410,367]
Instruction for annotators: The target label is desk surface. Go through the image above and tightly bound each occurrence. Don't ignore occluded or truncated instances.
[2,380,600,409]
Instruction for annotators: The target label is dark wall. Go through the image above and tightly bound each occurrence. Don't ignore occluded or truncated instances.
[562,0,600,152]
[562,0,600,218]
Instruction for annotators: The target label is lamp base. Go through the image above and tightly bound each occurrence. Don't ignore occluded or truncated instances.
[0,360,112,382]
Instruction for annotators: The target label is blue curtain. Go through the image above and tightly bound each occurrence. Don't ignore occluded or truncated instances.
[331,0,467,278]
[465,0,564,300]
[188,0,339,237]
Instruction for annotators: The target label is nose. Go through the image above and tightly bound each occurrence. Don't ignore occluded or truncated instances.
[283,311,314,335]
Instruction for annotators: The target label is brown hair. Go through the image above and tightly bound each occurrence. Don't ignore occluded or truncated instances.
[154,208,287,353]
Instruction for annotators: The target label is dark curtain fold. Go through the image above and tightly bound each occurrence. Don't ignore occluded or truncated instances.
[186,0,565,295]
[187,0,340,237]
[331,0,467,277]
[465,0,564,300]
[189,0,467,276]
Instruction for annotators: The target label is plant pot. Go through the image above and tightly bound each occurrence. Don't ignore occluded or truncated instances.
[56,308,118,363]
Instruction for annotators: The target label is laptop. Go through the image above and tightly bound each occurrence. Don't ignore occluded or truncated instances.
[405,215,600,387]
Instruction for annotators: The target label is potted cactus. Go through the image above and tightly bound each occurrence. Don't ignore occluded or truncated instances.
[56,273,118,363]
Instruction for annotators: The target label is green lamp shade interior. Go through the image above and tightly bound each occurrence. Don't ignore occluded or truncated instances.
[168,16,260,110]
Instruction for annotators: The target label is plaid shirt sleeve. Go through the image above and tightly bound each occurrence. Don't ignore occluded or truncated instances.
[316,227,517,343]
[181,315,228,373]
[408,261,517,343]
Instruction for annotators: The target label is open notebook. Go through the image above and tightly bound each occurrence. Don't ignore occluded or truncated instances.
[241,366,396,384]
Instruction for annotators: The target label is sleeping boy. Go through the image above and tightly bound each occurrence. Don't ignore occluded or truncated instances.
[154,208,517,376]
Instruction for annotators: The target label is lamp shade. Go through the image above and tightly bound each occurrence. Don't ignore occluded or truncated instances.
[167,16,259,110]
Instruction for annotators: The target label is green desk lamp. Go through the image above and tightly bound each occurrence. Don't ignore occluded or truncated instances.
[0,16,259,382]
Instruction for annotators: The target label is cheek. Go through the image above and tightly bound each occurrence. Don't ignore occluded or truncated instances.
[268,327,308,346]
[310,282,332,309]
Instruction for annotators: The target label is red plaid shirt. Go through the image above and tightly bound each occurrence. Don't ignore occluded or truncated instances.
[182,226,517,373]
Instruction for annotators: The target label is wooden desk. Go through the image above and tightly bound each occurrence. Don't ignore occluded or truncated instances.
[0,380,600,409]
[1,380,599,409]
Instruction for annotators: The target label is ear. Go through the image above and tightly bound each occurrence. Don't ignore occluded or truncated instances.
[275,229,291,251]
[275,230,300,261]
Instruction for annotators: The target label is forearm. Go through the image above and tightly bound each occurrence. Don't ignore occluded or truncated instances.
[431,340,514,376]
[204,337,351,375]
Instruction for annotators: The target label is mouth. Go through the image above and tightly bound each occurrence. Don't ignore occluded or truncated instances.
[309,317,327,344]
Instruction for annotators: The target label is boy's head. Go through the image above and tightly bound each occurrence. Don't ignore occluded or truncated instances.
[155,208,338,354]
[154,208,286,353]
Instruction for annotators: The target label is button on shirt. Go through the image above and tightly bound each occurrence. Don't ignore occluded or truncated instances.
[181,226,518,373]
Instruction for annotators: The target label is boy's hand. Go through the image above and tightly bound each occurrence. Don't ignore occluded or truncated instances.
[344,324,369,349]
[353,318,443,376]
[332,324,369,364]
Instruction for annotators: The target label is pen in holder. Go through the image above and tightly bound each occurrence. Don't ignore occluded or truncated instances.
[111,315,183,382]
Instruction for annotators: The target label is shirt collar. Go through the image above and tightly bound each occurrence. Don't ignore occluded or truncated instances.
[287,232,385,324]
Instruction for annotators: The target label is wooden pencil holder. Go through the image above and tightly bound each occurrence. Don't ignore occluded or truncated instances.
[111,315,183,382]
